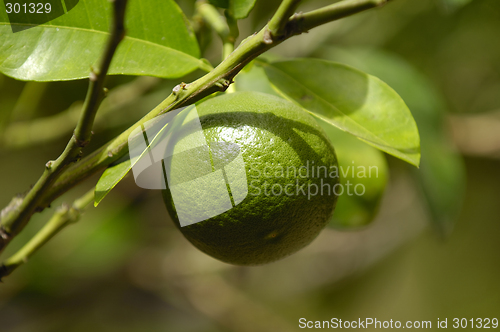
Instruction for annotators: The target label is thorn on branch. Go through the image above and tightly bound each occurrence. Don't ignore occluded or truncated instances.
[73,134,89,148]
[263,29,273,44]
[172,83,188,95]
[89,68,98,82]
[59,203,70,213]
[215,78,232,91]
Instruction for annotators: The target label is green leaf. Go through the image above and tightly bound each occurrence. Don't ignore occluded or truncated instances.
[233,0,257,19]
[318,118,388,229]
[261,59,421,167]
[208,0,256,19]
[0,0,207,81]
[94,159,131,207]
[321,47,466,235]
[234,62,280,97]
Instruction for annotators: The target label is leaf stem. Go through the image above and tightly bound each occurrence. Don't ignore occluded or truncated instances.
[0,0,128,254]
[0,190,95,280]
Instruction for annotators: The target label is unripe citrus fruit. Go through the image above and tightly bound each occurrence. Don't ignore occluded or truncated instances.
[162,92,339,265]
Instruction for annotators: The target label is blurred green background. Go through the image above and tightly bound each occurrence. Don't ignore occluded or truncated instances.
[1,0,499,331]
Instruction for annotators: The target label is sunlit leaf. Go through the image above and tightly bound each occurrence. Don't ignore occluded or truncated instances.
[0,0,207,81]
[233,0,257,19]
[261,59,421,167]
[94,159,131,207]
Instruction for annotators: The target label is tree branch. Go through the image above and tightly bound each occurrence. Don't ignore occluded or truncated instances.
[0,0,392,255]
[0,0,128,254]
[0,190,94,280]
[267,0,302,37]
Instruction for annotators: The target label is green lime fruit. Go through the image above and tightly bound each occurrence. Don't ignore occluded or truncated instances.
[162,91,339,265]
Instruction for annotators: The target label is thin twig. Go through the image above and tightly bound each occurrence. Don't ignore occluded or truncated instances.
[0,190,95,280]
[0,0,128,254]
